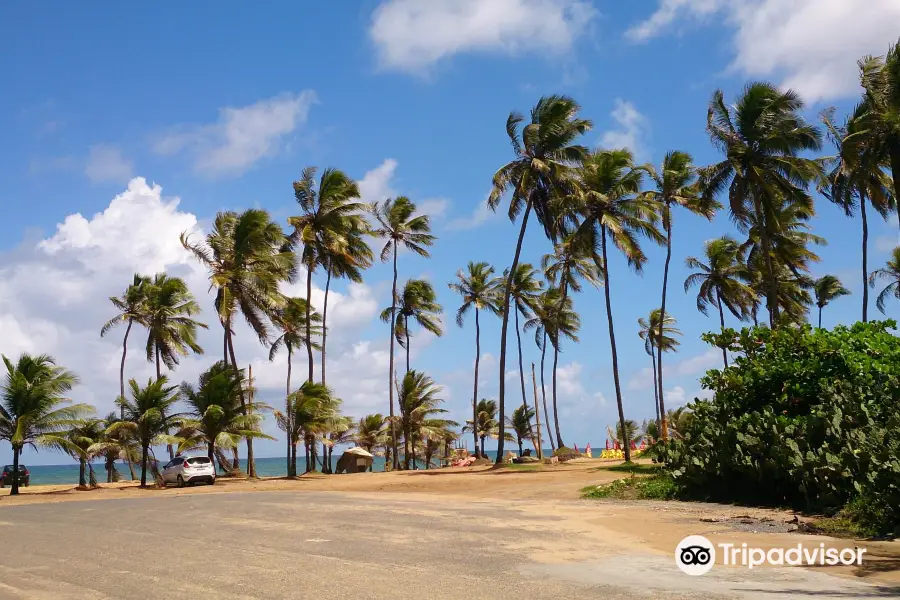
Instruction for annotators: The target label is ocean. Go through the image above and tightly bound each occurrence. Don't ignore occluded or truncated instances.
[12,449,556,485]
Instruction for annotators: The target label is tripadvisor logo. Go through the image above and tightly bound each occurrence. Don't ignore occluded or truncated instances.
[675,535,867,575]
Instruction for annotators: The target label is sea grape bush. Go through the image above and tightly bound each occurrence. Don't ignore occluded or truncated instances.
[659,321,900,535]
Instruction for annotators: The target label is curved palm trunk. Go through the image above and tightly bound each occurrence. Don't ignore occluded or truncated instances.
[405,315,411,374]
[754,197,780,327]
[322,268,331,385]
[601,226,631,462]
[497,202,533,463]
[861,193,869,323]
[472,308,482,457]
[716,290,729,368]
[227,327,254,477]
[515,308,528,412]
[286,347,293,477]
[119,319,133,420]
[656,214,672,440]
[650,347,660,430]
[539,332,555,453]
[306,267,314,382]
[551,339,564,449]
[388,245,400,470]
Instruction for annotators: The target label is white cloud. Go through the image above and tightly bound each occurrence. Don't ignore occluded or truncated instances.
[447,195,497,231]
[625,349,720,391]
[664,385,686,405]
[627,0,900,100]
[0,177,389,460]
[369,0,595,74]
[357,159,398,205]
[84,145,133,184]
[417,198,450,219]
[876,233,900,253]
[154,91,317,177]
[593,391,608,408]
[599,99,650,160]
[556,361,584,396]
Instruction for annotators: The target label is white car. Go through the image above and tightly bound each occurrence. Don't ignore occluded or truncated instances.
[160,456,216,487]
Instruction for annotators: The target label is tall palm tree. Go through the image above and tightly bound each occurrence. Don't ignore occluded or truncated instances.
[502,263,542,415]
[101,274,151,419]
[177,362,271,465]
[319,219,372,384]
[448,261,501,458]
[382,279,443,373]
[859,38,900,204]
[396,370,450,470]
[288,166,366,382]
[462,398,511,459]
[523,287,579,449]
[143,273,207,381]
[643,151,718,438]
[268,297,322,475]
[505,404,535,457]
[354,413,388,457]
[701,82,823,327]
[821,105,895,322]
[0,354,87,495]
[813,275,851,328]
[181,209,295,478]
[489,95,592,462]
[638,309,681,426]
[370,197,435,470]
[107,377,181,487]
[684,237,755,367]
[575,148,664,463]
[869,247,900,314]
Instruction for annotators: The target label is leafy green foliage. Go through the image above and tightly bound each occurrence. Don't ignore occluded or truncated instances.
[581,474,678,500]
[658,322,900,535]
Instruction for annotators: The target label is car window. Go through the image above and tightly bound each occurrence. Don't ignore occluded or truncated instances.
[187,457,210,465]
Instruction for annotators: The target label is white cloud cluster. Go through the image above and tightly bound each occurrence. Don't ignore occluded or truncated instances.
[0,178,386,452]
[598,99,650,160]
[154,91,318,177]
[369,0,596,73]
[447,195,497,231]
[627,0,900,100]
[626,349,720,391]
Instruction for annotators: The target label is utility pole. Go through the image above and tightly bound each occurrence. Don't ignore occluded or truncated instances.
[531,362,543,460]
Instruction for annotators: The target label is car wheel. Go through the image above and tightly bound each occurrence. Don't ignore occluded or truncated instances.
[177,475,185,488]
[209,478,215,486]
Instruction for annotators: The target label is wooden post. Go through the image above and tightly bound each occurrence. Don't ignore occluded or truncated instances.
[531,362,543,460]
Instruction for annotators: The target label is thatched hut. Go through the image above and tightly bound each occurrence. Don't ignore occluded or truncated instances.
[335,447,375,473]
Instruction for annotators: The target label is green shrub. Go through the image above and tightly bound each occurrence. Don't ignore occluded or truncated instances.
[659,322,900,536]
[553,446,580,461]
[582,474,678,500]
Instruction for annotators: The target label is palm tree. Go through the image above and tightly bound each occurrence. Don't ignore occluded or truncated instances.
[274,381,339,476]
[488,95,592,462]
[177,362,271,466]
[370,197,435,470]
[821,105,895,322]
[643,151,718,438]
[523,287,580,450]
[684,237,755,367]
[859,38,900,204]
[268,296,322,475]
[143,273,207,381]
[0,354,87,495]
[813,275,851,328]
[181,209,294,478]
[502,263,542,415]
[462,398,512,458]
[354,414,388,454]
[869,247,900,314]
[101,274,151,419]
[638,309,682,426]
[607,419,643,449]
[89,412,139,482]
[701,82,823,327]
[288,166,366,382]
[396,370,451,470]
[111,377,182,487]
[62,417,105,488]
[448,261,502,458]
[576,148,664,463]
[505,404,535,457]
[382,279,443,373]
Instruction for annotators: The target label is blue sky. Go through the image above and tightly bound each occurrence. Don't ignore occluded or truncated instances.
[2,0,899,465]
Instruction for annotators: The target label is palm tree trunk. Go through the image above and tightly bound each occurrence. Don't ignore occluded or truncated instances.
[140,444,148,487]
[497,202,533,463]
[223,325,228,365]
[156,346,175,461]
[405,315,411,374]
[754,197,779,327]
[306,267,314,382]
[657,213,672,441]
[207,441,214,463]
[322,441,329,474]
[515,308,528,412]
[286,347,293,477]
[890,144,900,226]
[404,425,411,470]
[126,453,135,481]
[518,439,523,457]
[818,305,823,329]
[79,458,86,487]
[472,307,482,457]
[540,331,555,453]
[650,347,660,430]
[862,192,869,323]
[119,319,133,420]
[10,446,20,495]
[227,327,254,477]
[480,434,486,458]
[322,267,331,385]
[552,337,564,449]
[291,440,297,476]
[717,290,729,368]
[601,226,631,462]
[388,245,400,470]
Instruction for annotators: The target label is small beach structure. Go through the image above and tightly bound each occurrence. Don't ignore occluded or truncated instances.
[335,447,375,473]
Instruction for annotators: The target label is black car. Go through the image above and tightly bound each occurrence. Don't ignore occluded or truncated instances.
[1,465,29,488]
